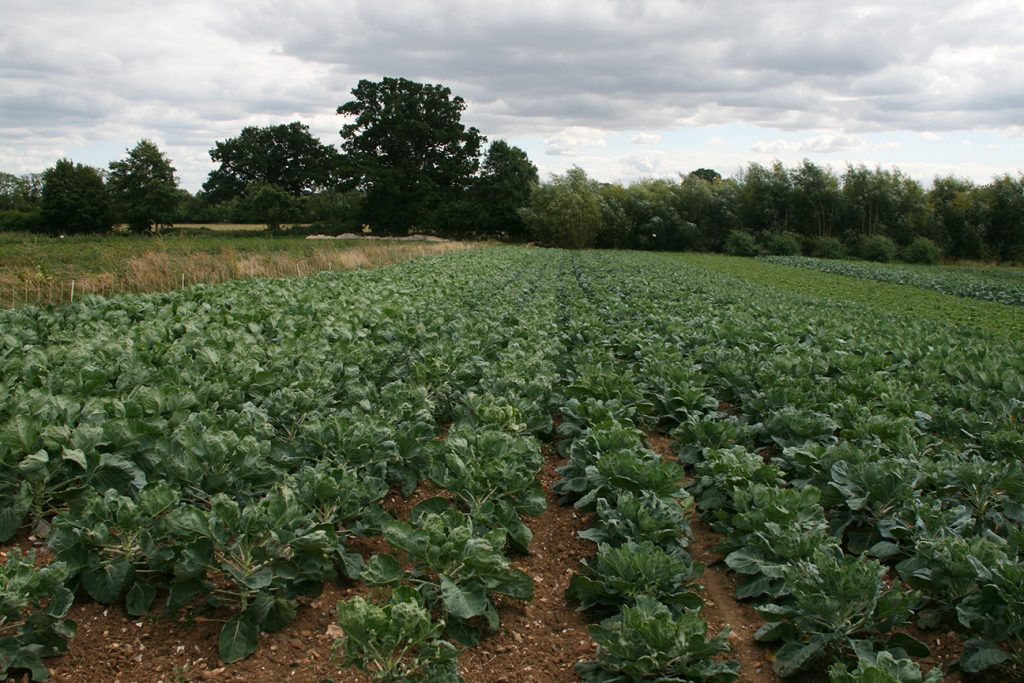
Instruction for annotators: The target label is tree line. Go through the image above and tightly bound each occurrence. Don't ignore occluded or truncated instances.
[524,163,1024,263]
[2,76,1022,262]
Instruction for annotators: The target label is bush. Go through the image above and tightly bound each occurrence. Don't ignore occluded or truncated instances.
[764,231,802,256]
[0,209,45,233]
[901,236,942,264]
[723,230,759,256]
[857,234,897,262]
[807,236,845,259]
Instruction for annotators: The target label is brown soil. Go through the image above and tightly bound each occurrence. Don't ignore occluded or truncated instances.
[646,429,782,683]
[689,516,786,683]
[458,446,595,683]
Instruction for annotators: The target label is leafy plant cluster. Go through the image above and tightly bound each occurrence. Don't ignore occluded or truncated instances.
[539,250,1024,679]
[576,251,1024,677]
[550,268,739,682]
[333,256,568,678]
[0,550,75,681]
[0,250,564,675]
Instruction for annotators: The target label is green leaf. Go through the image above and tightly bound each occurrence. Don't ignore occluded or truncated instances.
[9,649,49,681]
[125,582,157,616]
[774,634,834,677]
[167,578,208,612]
[490,569,534,600]
[361,554,404,586]
[959,639,1012,672]
[18,449,50,476]
[868,541,903,561]
[82,557,131,603]
[440,576,487,619]
[0,505,23,542]
[887,632,931,658]
[219,616,259,663]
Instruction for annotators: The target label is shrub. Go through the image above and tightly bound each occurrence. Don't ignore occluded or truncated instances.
[858,234,897,262]
[808,235,846,259]
[764,231,802,256]
[723,230,759,256]
[0,209,45,233]
[901,237,942,264]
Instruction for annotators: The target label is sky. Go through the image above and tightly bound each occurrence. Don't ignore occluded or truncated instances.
[2,0,1023,192]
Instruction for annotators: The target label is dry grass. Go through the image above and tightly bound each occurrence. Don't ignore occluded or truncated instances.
[0,241,469,308]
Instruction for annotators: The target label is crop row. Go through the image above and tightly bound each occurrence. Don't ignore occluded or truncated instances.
[552,256,741,681]
[760,255,1024,307]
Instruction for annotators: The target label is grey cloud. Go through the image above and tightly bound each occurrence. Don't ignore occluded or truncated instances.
[227,0,1024,135]
[1,0,1023,189]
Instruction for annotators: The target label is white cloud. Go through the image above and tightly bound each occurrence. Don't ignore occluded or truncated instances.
[752,134,870,155]
[544,127,607,156]
[632,133,662,145]
[622,152,665,174]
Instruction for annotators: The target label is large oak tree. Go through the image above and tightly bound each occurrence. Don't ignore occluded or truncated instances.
[203,122,341,202]
[338,77,485,234]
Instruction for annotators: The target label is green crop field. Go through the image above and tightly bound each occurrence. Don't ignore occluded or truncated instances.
[1,247,1021,682]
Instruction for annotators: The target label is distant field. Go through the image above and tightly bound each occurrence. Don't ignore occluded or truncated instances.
[759,254,1024,306]
[676,252,1024,339]
[0,231,464,307]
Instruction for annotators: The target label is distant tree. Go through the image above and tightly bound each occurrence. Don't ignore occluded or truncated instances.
[928,176,987,259]
[596,183,634,248]
[0,171,45,232]
[519,167,604,249]
[41,159,111,234]
[107,139,180,233]
[204,122,341,202]
[0,171,43,211]
[473,140,538,240]
[790,159,841,238]
[338,77,485,234]
[737,161,792,233]
[241,183,296,232]
[678,175,738,250]
[841,164,899,237]
[622,178,694,251]
[689,168,722,183]
[985,173,1024,261]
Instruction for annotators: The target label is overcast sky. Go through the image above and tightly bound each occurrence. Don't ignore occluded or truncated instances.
[2,0,1022,191]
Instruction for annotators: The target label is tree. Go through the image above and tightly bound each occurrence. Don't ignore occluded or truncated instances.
[689,168,722,183]
[678,175,738,251]
[0,171,43,212]
[985,174,1024,261]
[107,139,180,233]
[0,171,44,232]
[337,77,485,234]
[240,183,296,232]
[737,161,792,233]
[204,122,341,202]
[41,159,111,234]
[790,160,841,238]
[519,167,604,249]
[472,140,538,240]
[928,176,987,259]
